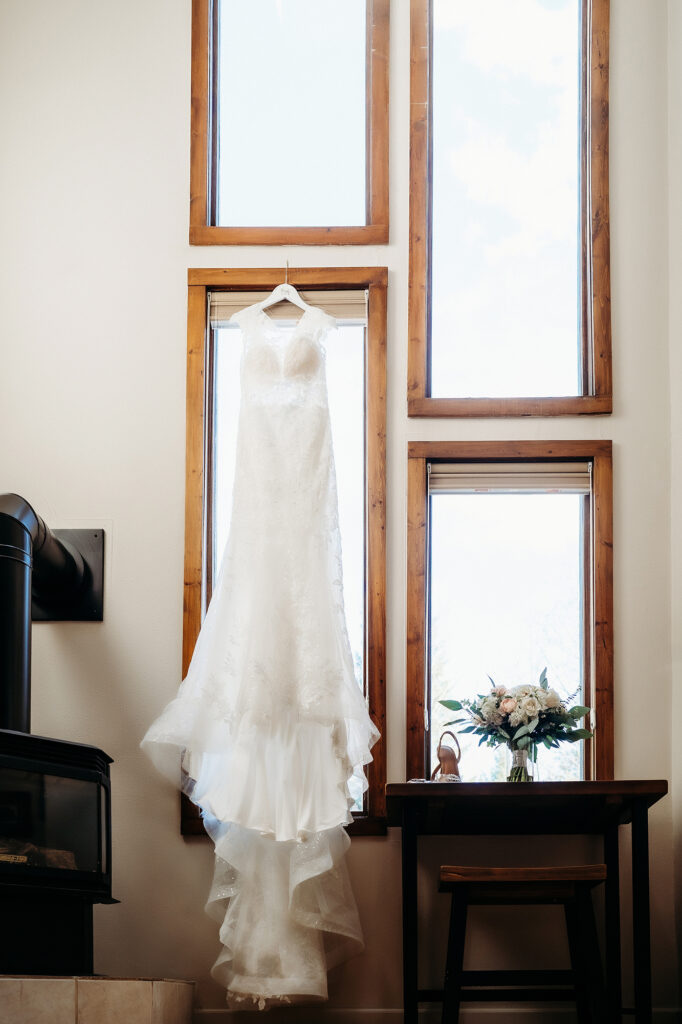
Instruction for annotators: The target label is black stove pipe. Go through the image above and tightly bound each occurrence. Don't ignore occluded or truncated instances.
[0,494,86,733]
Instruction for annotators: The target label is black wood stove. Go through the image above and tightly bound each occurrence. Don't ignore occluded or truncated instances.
[0,493,113,975]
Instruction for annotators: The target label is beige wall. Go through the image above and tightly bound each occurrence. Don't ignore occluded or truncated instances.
[669,0,682,999]
[0,0,679,1018]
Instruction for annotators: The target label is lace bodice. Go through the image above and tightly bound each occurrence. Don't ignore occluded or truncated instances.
[236,305,334,402]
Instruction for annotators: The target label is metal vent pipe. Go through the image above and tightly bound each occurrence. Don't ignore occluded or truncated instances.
[0,494,86,733]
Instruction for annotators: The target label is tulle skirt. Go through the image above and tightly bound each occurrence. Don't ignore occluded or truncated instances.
[141,687,378,1005]
[205,821,363,1007]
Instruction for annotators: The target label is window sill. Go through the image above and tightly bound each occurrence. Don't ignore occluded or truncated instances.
[347,816,388,837]
[180,803,387,839]
[407,395,613,418]
[189,224,389,246]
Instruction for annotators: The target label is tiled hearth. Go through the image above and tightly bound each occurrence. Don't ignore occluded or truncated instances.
[0,977,194,1024]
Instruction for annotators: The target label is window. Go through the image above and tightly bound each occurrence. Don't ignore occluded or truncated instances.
[182,268,387,833]
[407,442,613,781]
[190,0,390,244]
[408,0,612,415]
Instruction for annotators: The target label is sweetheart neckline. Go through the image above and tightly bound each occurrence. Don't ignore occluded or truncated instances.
[243,310,329,380]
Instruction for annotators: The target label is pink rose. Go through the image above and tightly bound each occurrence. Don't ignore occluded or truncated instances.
[493,686,507,696]
[500,697,517,714]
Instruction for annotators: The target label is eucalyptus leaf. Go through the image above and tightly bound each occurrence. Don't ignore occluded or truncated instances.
[526,717,539,734]
[539,667,548,690]
[568,705,590,718]
[513,724,529,741]
[517,735,531,749]
[439,700,463,711]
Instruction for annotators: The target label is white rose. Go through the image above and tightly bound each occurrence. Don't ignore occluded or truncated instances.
[544,689,561,709]
[520,696,541,719]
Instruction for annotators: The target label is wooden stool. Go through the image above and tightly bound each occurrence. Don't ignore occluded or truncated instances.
[439,864,607,1024]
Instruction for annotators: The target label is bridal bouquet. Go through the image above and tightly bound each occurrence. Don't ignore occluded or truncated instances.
[439,669,592,781]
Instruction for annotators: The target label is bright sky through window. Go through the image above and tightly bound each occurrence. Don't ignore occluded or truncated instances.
[429,493,583,781]
[430,0,581,398]
[218,0,367,227]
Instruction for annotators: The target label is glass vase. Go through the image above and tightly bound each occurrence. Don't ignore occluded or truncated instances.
[507,747,534,782]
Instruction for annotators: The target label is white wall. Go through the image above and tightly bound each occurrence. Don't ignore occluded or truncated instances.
[0,0,679,1017]
[669,0,682,993]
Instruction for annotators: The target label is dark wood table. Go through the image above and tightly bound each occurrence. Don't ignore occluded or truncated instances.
[386,781,668,1024]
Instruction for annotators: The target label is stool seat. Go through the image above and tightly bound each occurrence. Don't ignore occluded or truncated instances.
[440,864,607,884]
[439,864,607,1023]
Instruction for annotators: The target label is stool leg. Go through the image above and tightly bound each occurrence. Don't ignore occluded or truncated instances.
[576,883,607,1021]
[442,887,467,1024]
[564,899,594,1024]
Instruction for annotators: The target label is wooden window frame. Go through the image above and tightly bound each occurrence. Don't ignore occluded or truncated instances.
[408,0,612,417]
[181,267,388,836]
[406,440,614,781]
[189,0,390,245]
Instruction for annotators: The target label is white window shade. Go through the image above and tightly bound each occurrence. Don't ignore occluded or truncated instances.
[428,462,592,495]
[209,290,368,326]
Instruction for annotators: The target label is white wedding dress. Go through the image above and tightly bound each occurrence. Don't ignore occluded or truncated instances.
[141,301,379,1008]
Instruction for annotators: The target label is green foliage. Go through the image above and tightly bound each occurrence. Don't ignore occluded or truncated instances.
[565,728,592,742]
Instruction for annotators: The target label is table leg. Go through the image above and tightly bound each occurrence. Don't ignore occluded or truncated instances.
[604,823,622,1023]
[401,805,419,1024]
[631,800,652,1023]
